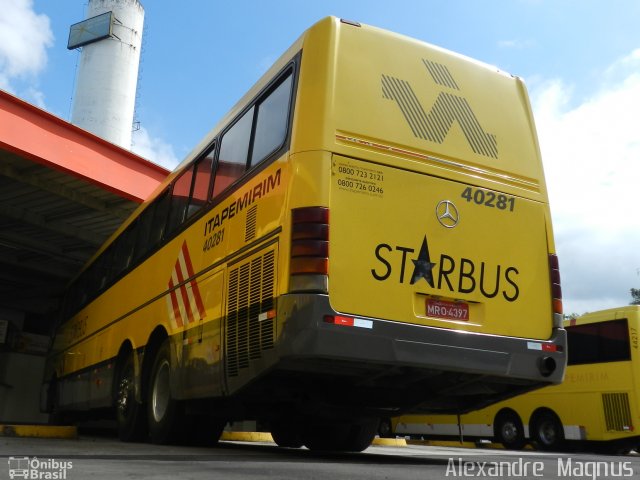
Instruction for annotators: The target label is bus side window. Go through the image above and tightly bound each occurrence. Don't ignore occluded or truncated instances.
[132,203,156,263]
[250,74,292,166]
[96,245,114,291]
[212,107,254,199]
[87,252,105,296]
[111,222,137,278]
[63,283,81,321]
[166,167,195,236]
[148,189,171,246]
[186,144,215,218]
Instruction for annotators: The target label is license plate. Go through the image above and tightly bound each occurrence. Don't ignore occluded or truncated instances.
[426,299,469,321]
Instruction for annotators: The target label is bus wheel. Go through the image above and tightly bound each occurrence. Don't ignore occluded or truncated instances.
[186,415,226,446]
[271,419,304,448]
[303,418,378,452]
[147,340,184,444]
[340,419,379,452]
[47,378,74,426]
[303,422,350,451]
[378,418,394,438]
[115,354,147,442]
[532,411,564,451]
[494,411,525,450]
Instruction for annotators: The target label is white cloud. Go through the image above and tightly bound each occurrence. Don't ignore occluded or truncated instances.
[0,0,52,94]
[532,50,640,314]
[497,39,534,50]
[131,127,180,170]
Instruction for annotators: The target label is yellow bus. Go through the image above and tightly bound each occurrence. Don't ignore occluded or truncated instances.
[392,306,640,453]
[41,17,565,451]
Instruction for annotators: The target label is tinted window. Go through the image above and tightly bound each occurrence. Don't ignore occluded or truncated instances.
[132,204,156,262]
[212,107,254,198]
[567,319,631,365]
[148,189,171,246]
[111,223,137,277]
[250,74,292,165]
[96,245,114,291]
[187,146,215,218]
[166,168,194,236]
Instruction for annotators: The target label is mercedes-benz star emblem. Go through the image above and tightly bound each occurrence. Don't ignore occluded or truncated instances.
[436,200,459,228]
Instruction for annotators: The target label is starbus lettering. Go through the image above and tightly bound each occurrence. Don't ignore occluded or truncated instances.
[203,169,281,236]
[371,235,520,301]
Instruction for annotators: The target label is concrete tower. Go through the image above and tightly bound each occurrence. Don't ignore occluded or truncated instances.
[70,0,144,149]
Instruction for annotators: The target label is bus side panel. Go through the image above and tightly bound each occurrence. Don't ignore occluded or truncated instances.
[177,268,225,400]
[222,243,280,396]
[49,160,289,410]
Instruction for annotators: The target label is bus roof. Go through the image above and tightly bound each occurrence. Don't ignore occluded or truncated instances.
[565,306,640,326]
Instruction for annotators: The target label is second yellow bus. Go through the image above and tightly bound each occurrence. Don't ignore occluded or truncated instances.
[393,306,640,453]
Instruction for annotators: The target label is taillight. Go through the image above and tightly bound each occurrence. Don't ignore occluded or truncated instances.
[290,207,329,293]
[549,254,563,327]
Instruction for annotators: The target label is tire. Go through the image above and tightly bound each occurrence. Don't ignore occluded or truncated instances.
[147,340,185,444]
[115,353,147,442]
[271,419,304,448]
[532,411,564,451]
[303,418,378,452]
[47,378,71,426]
[303,422,350,452]
[340,419,379,452]
[493,411,526,450]
[186,415,226,446]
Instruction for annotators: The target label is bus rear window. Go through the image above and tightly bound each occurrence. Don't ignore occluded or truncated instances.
[567,319,631,365]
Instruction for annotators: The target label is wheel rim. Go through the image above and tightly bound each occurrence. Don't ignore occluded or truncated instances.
[117,367,133,419]
[501,421,518,443]
[379,420,392,438]
[538,420,557,445]
[151,359,171,422]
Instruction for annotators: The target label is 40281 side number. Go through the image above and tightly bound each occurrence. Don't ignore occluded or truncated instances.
[461,187,515,212]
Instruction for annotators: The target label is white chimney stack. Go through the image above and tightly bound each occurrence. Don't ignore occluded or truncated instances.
[70,0,145,149]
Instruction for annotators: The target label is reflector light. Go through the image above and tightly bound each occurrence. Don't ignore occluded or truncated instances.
[290,257,328,275]
[324,315,354,326]
[542,343,557,352]
[290,207,329,292]
[292,208,329,224]
[258,310,276,322]
[549,254,563,315]
[291,240,329,257]
[292,223,329,240]
[553,299,563,315]
[323,315,374,329]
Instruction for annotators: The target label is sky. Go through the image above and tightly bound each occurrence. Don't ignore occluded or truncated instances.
[1,0,639,315]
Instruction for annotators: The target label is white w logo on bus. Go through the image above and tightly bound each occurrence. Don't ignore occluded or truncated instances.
[382,59,498,159]
[166,241,206,328]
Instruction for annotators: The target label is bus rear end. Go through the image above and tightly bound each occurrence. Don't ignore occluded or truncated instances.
[278,18,566,415]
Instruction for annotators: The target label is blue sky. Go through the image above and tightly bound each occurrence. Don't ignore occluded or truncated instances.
[2,0,640,314]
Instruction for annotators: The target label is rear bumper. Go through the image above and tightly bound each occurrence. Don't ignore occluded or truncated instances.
[274,293,566,413]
